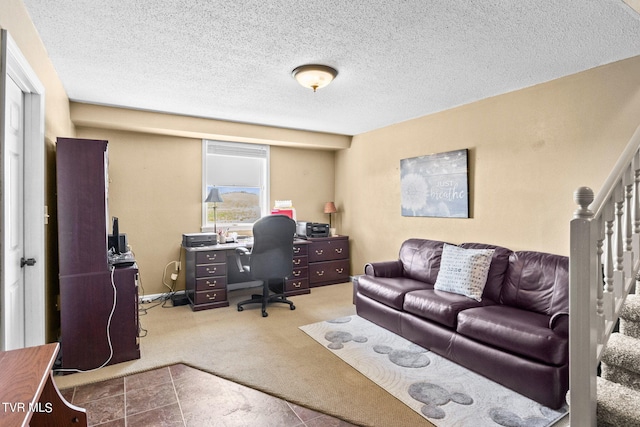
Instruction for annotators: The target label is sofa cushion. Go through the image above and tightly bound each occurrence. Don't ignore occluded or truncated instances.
[500,251,569,316]
[404,289,495,328]
[357,275,430,310]
[398,239,450,284]
[434,243,495,301]
[460,242,512,303]
[457,305,568,366]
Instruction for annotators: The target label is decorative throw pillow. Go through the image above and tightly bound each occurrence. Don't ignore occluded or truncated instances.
[434,243,495,302]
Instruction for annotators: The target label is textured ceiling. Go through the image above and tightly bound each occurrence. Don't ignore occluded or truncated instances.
[22,0,640,136]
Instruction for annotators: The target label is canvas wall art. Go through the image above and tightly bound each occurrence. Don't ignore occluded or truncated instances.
[400,149,469,218]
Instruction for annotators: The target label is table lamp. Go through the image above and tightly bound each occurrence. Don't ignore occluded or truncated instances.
[324,202,337,235]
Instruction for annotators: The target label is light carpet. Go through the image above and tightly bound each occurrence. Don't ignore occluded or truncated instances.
[300,315,569,427]
[53,283,432,426]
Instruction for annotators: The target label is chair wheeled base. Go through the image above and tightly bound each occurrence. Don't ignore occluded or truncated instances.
[236,279,296,317]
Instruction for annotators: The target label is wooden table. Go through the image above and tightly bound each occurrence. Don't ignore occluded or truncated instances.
[0,343,87,426]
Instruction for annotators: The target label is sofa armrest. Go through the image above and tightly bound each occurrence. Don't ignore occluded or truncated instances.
[549,312,569,337]
[364,260,403,277]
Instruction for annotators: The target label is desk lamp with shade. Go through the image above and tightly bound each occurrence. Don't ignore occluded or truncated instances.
[205,188,224,238]
[324,202,337,236]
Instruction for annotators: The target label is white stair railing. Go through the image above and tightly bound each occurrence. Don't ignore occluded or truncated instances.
[569,125,640,426]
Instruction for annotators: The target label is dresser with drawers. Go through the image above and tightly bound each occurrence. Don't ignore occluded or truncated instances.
[183,240,310,311]
[308,235,351,287]
[184,248,229,311]
[287,243,310,296]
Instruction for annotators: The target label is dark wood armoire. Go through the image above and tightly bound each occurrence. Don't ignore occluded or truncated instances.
[56,137,139,371]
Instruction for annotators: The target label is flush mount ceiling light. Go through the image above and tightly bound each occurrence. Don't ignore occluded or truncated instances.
[292,64,338,92]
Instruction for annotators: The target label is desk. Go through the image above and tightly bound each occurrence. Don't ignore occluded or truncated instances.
[183,239,311,311]
[0,343,87,426]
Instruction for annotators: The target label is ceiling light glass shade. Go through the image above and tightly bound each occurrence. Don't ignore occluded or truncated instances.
[292,64,338,92]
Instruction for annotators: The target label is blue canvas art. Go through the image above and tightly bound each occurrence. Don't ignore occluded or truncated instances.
[401,149,469,218]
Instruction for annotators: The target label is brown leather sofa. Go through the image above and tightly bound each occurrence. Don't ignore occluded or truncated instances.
[353,238,569,409]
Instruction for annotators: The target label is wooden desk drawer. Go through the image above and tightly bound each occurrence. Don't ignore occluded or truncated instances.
[290,266,308,280]
[194,289,227,305]
[292,256,308,268]
[293,244,308,256]
[309,259,350,284]
[196,263,226,278]
[286,278,309,292]
[309,239,349,262]
[196,251,225,264]
[196,276,227,291]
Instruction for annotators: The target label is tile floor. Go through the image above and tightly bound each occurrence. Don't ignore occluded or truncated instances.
[60,364,357,427]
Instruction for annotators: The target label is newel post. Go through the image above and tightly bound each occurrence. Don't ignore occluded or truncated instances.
[569,186,598,427]
[574,187,595,219]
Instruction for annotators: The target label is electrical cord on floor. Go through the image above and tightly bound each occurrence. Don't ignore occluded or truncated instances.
[138,259,181,314]
[54,266,117,374]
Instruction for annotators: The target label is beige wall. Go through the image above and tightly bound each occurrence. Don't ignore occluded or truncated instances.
[337,55,640,274]
[75,127,335,296]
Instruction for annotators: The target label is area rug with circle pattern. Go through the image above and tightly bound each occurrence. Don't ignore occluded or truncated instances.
[299,315,568,427]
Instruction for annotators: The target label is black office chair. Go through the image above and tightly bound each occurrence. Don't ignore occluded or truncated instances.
[236,215,296,317]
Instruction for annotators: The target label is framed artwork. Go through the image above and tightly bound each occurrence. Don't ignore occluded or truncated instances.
[400,149,469,218]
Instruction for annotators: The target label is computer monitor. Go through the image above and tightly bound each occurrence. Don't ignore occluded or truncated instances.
[108,217,127,254]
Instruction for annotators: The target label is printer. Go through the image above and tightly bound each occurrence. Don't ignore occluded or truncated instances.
[296,222,329,238]
[182,232,218,247]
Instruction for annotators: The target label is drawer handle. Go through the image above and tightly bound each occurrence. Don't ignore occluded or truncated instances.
[205,293,217,300]
[294,282,301,288]
[315,249,324,255]
[294,247,301,254]
[207,267,217,274]
[206,254,217,261]
[206,280,217,287]
[294,259,301,265]
[316,270,325,277]
[293,270,301,277]
[336,268,344,274]
[335,248,343,254]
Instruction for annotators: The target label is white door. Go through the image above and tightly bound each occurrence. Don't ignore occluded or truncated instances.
[2,76,25,350]
[0,29,46,350]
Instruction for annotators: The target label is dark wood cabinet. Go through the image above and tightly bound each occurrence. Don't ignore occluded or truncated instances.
[56,138,109,276]
[56,138,140,370]
[183,240,310,311]
[184,247,230,311]
[287,243,309,295]
[308,236,350,287]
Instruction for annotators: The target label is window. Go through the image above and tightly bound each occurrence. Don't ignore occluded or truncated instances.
[202,140,269,231]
